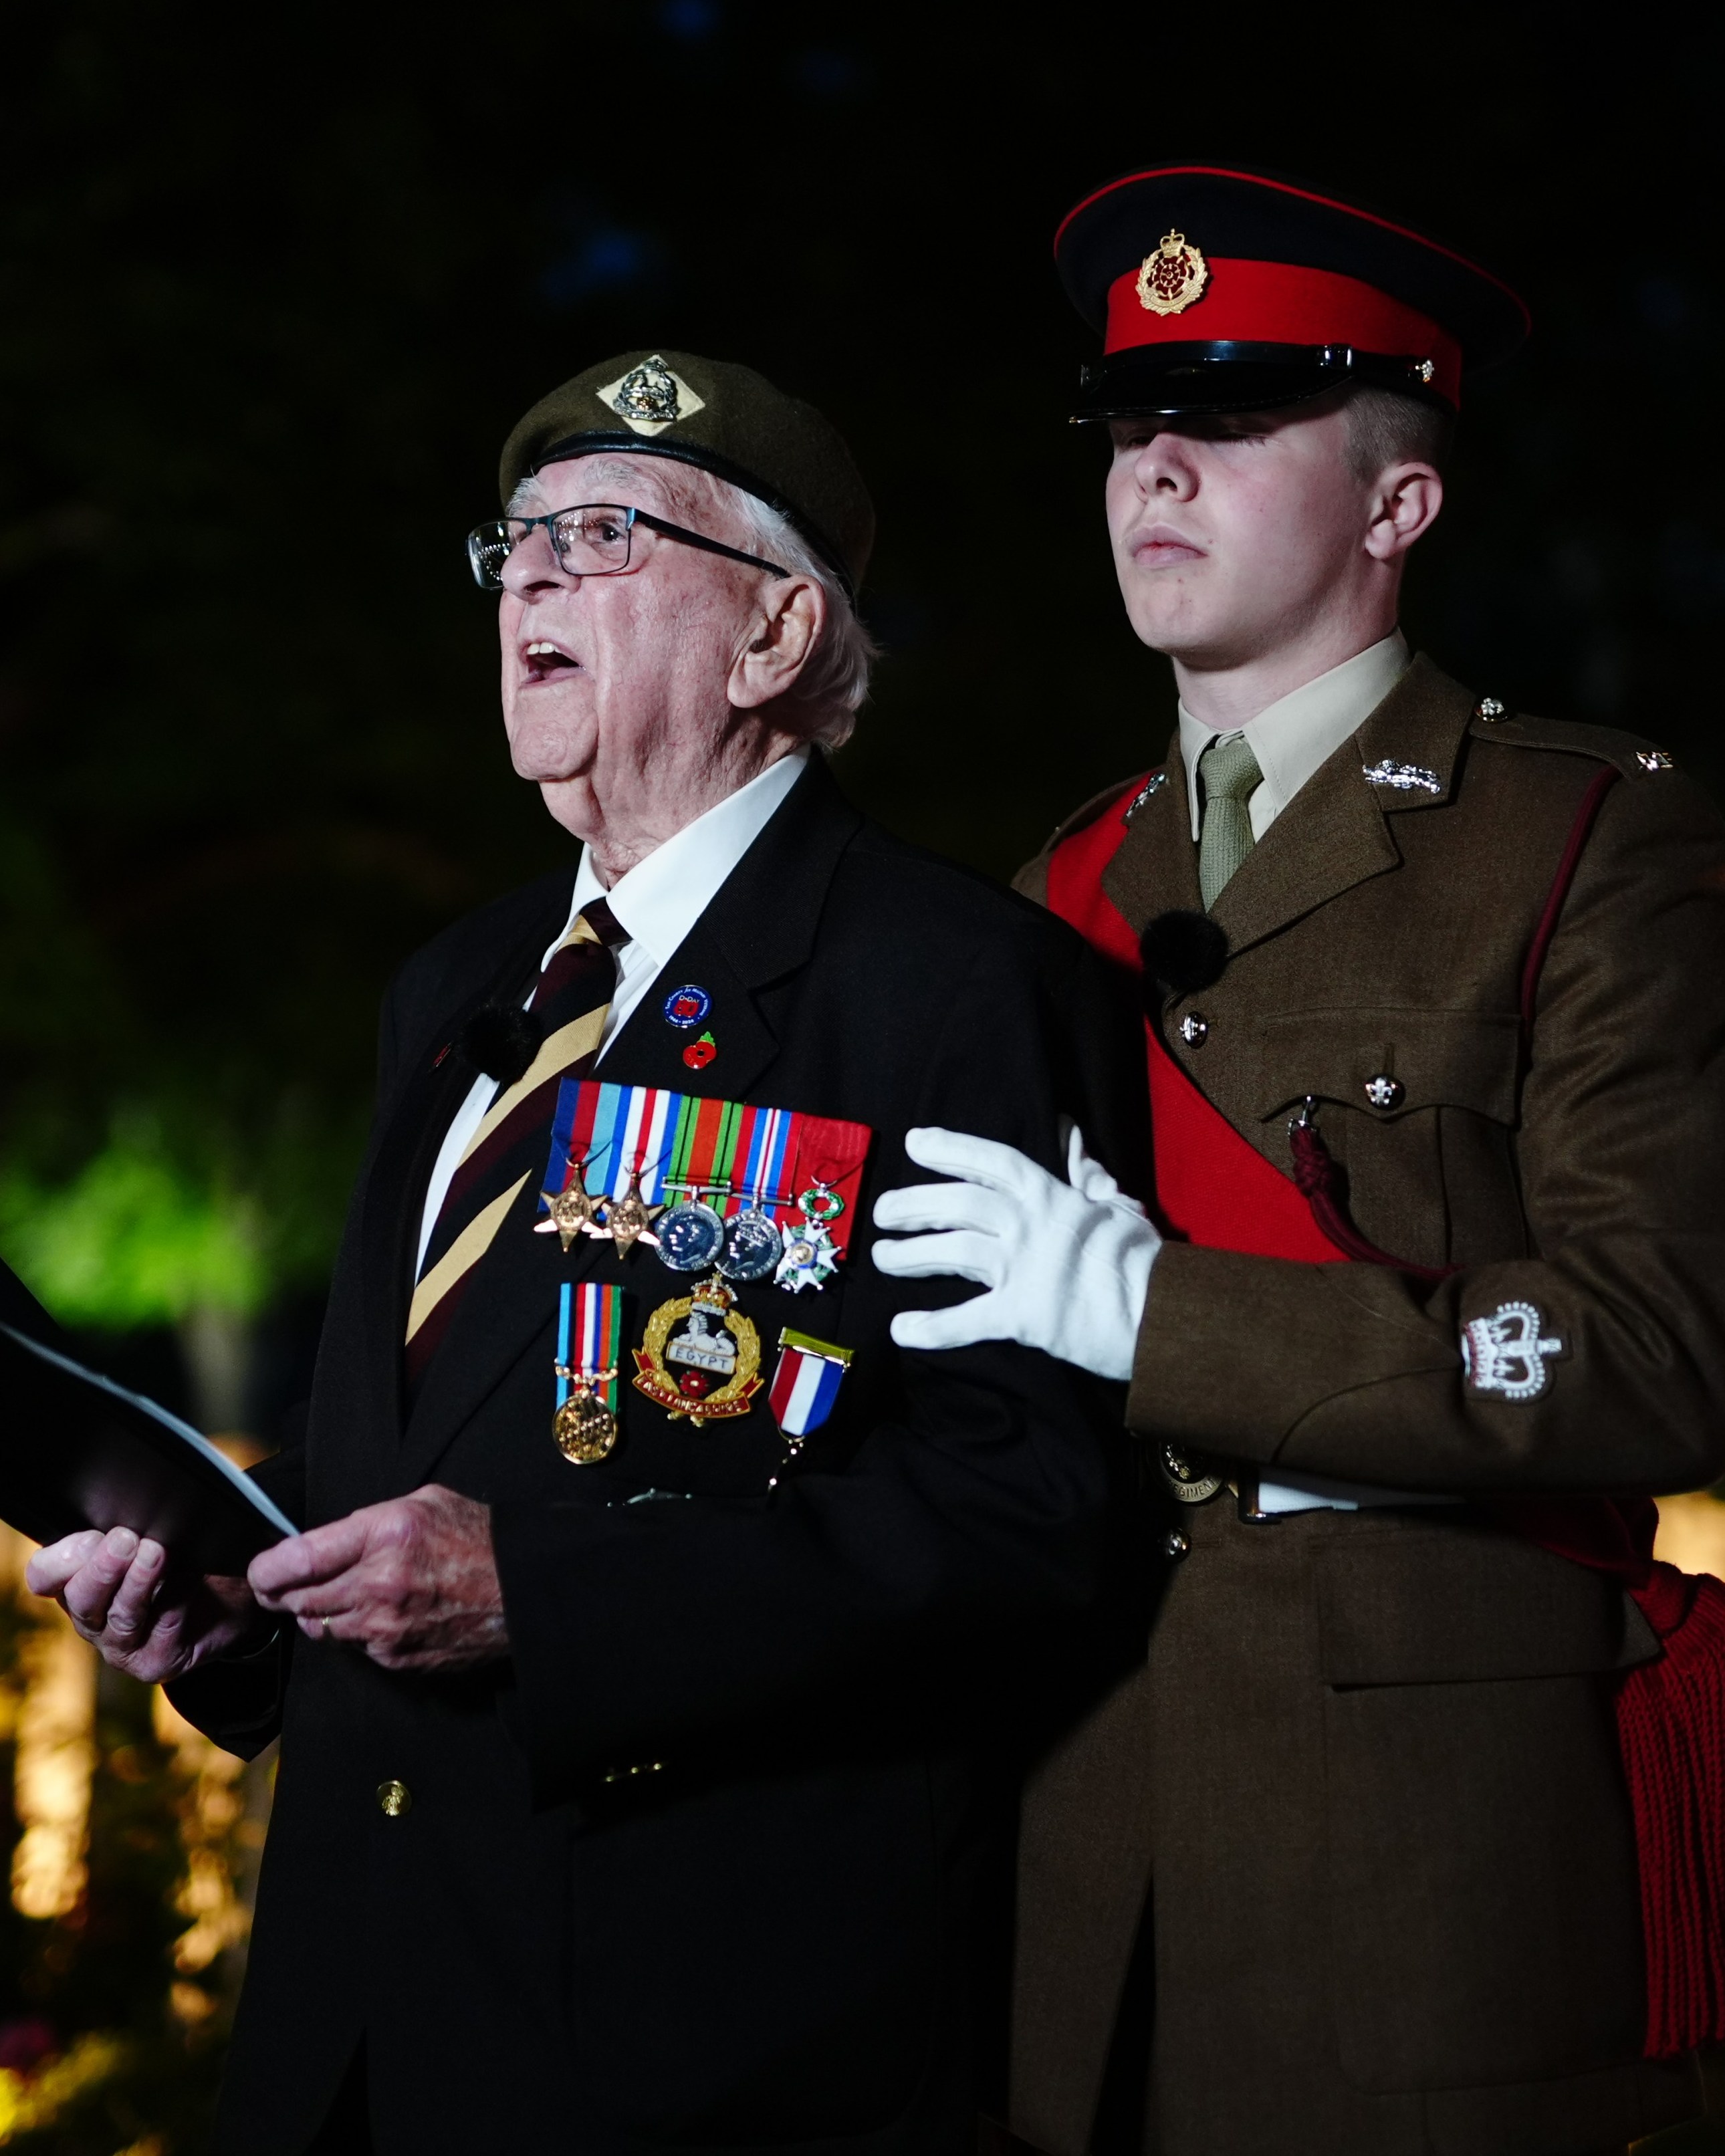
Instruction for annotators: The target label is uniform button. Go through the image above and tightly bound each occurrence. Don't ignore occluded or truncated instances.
[1162,1529,1191,1560]
[1364,1074,1404,1110]
[376,1779,412,1818]
[1179,1013,1209,1047]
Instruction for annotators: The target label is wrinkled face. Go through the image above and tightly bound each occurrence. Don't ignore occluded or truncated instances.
[497,452,766,799]
[1105,400,1379,667]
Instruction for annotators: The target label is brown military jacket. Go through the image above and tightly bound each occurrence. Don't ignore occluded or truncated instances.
[1007,655,1725,2156]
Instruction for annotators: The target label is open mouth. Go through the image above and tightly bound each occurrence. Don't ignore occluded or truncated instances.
[523,638,580,683]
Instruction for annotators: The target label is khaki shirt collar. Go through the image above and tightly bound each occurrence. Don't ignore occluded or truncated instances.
[1177,630,1411,842]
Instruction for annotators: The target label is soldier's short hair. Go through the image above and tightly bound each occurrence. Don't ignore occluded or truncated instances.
[1343,386,1455,483]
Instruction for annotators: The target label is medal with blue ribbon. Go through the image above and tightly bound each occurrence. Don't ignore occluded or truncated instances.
[554,1282,624,1462]
[768,1330,853,1449]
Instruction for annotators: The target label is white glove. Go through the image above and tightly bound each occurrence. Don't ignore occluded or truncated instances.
[871,1124,1161,1382]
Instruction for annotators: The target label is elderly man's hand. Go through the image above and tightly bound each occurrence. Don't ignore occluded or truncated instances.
[247,1485,507,1673]
[25,1528,265,1683]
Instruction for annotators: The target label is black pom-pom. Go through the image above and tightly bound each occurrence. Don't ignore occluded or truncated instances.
[1141,909,1230,997]
[457,1004,544,1084]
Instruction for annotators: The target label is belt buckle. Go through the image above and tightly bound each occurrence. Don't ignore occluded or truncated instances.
[1159,1443,1225,1506]
[1230,1475,1277,1524]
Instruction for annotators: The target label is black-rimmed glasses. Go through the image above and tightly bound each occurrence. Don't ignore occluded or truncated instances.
[466,502,790,590]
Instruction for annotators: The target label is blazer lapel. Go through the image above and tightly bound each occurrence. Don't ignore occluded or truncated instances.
[392,755,864,1491]
[1210,652,1474,957]
[356,887,574,1443]
[1102,735,1203,934]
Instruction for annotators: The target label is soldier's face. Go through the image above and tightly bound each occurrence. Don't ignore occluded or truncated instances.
[1105,402,1399,667]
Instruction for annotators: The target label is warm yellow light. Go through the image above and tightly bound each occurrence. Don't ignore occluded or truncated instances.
[11,1606,96,1922]
[152,1689,252,1982]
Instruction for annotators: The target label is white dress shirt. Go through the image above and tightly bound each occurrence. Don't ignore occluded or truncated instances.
[1177,630,1448,1516]
[414,749,809,1276]
[1177,630,1410,840]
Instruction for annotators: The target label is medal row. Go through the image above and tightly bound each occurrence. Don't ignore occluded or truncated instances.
[553,1280,853,1463]
[536,1079,871,1294]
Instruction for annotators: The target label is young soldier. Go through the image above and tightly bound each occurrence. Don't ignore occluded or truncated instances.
[873,168,1725,2156]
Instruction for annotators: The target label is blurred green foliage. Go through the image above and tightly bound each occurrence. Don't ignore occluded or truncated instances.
[0,3,1719,1319]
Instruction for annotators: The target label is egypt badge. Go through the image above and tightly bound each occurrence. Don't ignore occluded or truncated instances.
[1135,229,1208,316]
[633,1274,763,1428]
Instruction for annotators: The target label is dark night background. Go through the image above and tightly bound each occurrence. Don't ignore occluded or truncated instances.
[0,7,1722,2145]
[3,0,1722,1410]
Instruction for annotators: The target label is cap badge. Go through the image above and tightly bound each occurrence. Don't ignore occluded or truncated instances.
[596,355,707,439]
[1135,230,1209,317]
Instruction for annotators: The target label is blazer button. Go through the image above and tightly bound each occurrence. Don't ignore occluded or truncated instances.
[1364,1074,1404,1110]
[1162,1529,1191,1559]
[376,1779,413,1818]
[1179,1013,1210,1048]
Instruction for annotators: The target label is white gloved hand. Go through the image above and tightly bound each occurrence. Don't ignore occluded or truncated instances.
[871,1124,1161,1382]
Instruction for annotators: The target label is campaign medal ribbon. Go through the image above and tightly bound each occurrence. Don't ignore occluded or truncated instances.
[542,1081,872,1294]
[539,1081,678,1258]
[768,1330,852,1451]
[554,1282,624,1463]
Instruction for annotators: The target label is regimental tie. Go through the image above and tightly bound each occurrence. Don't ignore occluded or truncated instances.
[1196,731,1264,911]
[403,899,628,1391]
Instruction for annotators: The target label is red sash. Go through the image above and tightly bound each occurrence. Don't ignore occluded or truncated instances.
[1046,774,1725,2059]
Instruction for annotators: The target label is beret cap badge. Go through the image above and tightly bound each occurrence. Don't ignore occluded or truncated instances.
[596,354,707,438]
[1135,229,1209,317]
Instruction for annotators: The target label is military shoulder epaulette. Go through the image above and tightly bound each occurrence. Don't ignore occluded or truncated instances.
[1038,770,1159,858]
[1465,698,1679,779]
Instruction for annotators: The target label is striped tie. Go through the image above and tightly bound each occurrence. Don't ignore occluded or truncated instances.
[404,899,624,1389]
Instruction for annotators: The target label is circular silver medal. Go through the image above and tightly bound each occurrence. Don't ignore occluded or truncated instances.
[719,1206,783,1282]
[658,1200,727,1274]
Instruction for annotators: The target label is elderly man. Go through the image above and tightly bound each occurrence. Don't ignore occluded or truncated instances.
[28,351,1139,2155]
[873,173,1725,2156]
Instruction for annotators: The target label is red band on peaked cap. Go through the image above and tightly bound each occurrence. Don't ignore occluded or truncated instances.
[1056,163,1530,406]
[1105,257,1464,407]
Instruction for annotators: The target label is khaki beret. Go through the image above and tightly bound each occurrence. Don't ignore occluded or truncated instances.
[498,350,875,600]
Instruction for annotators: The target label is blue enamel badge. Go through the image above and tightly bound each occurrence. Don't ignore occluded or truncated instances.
[663,984,711,1030]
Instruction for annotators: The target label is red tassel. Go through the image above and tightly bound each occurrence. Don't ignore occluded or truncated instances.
[1617,1566,1725,2056]
[1503,1495,1725,2057]
[1286,1105,1455,1284]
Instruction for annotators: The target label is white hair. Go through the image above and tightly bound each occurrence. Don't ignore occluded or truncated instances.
[720,487,876,750]
[507,460,876,750]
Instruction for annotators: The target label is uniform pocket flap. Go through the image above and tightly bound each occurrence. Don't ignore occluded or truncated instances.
[1316,1524,1643,1685]
[1250,1007,1522,1124]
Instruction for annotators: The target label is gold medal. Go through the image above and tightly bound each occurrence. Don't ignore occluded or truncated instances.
[554,1378,619,1463]
[632,1274,762,1428]
[536,1180,602,1252]
[554,1284,626,1465]
[596,1171,663,1259]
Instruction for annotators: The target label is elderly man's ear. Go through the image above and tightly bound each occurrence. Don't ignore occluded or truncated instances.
[728,578,826,713]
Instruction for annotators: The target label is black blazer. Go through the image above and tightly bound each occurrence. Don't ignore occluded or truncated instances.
[172,759,1143,2156]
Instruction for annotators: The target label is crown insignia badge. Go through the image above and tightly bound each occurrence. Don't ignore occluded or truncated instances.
[595,355,707,438]
[1135,230,1209,317]
[1460,1301,1564,1401]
